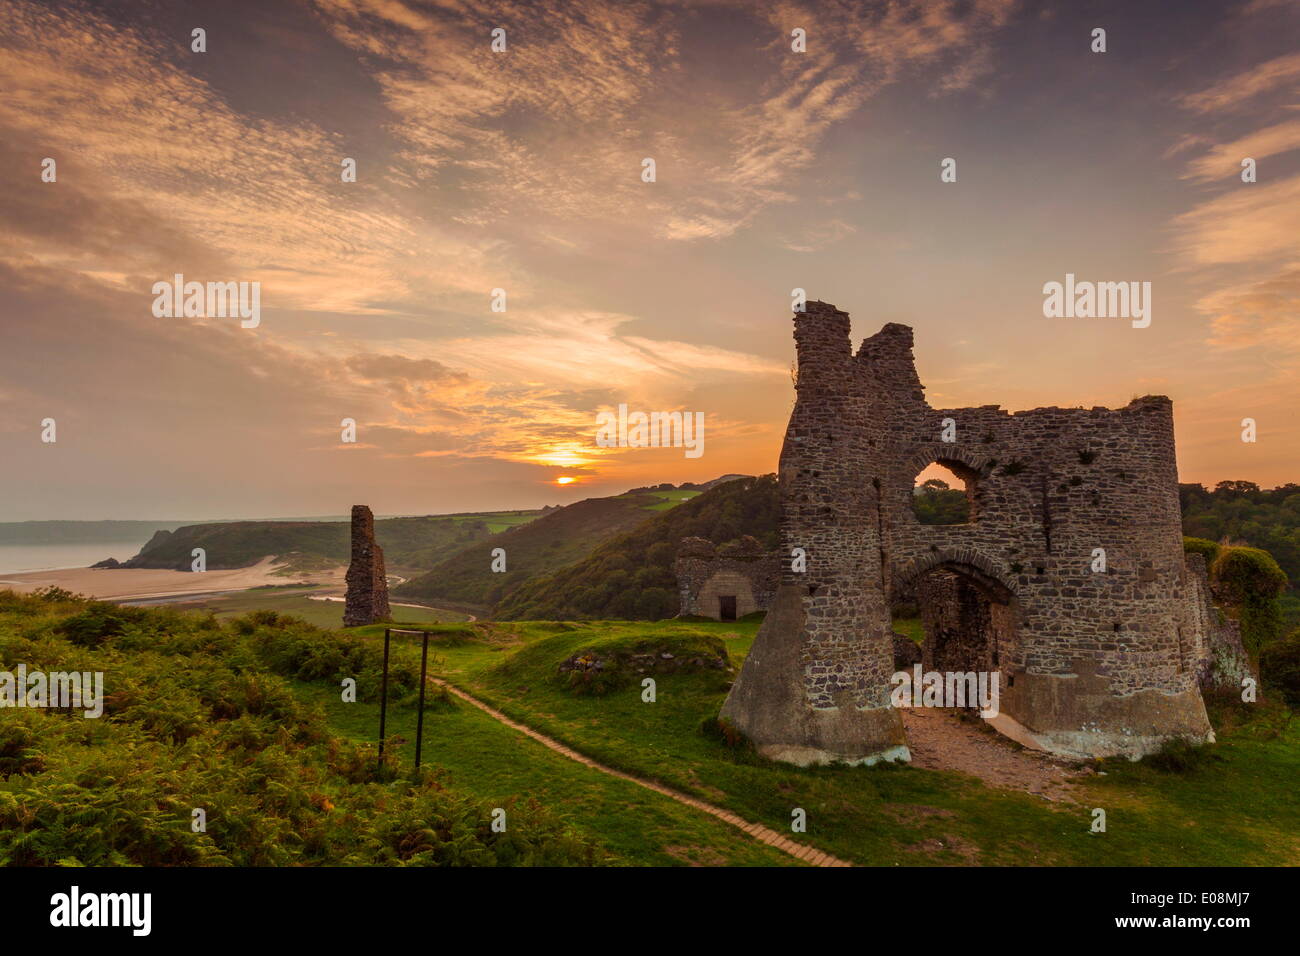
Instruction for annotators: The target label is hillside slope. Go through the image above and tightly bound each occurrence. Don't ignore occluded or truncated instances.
[393,489,700,610]
[494,474,780,621]
[122,514,534,572]
[0,589,597,865]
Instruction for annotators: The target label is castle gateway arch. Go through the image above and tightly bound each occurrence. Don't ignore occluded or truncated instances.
[719,301,1215,764]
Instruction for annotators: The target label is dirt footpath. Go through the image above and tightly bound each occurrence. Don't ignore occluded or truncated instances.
[899,707,1091,803]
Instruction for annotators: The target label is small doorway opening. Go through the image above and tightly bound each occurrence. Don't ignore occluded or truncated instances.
[718,595,738,621]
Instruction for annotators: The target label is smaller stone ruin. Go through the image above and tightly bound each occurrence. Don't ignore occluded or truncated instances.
[343,504,390,626]
[675,536,780,621]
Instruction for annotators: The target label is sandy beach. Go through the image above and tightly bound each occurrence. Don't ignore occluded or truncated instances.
[0,556,345,602]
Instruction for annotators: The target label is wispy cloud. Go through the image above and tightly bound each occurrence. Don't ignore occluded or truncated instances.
[1179,51,1300,114]
[1180,119,1300,182]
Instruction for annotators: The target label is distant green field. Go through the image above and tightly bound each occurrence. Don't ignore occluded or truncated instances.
[162,586,472,627]
[448,511,543,534]
[637,490,701,511]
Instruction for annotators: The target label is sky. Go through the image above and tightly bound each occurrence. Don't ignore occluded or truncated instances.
[1,0,1297,520]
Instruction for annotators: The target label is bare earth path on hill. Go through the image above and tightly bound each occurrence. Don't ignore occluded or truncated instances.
[899,707,1090,803]
[428,677,852,867]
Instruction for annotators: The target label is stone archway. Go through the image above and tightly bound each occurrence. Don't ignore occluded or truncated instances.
[892,550,1018,599]
[890,553,1021,737]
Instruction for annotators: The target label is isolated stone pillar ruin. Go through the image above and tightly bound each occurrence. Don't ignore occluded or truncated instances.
[343,504,390,627]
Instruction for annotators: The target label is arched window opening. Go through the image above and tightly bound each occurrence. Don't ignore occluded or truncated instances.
[912,461,976,524]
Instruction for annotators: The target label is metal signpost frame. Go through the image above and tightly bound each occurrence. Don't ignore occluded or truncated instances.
[377,628,432,772]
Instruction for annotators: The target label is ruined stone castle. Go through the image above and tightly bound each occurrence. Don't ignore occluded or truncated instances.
[721,301,1233,764]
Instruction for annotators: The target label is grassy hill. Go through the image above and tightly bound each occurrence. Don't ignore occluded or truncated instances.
[400,615,1300,866]
[6,577,1298,867]
[494,475,780,621]
[393,487,702,612]
[122,512,542,573]
[0,589,790,866]
[0,589,596,865]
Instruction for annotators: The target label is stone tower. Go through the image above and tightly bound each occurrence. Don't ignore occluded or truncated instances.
[719,302,1215,764]
[343,504,390,627]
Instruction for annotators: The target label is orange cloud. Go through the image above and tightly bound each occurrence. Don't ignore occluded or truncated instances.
[1179,51,1300,114]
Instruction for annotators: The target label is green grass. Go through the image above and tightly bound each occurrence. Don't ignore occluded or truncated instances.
[162,586,471,629]
[0,590,793,866]
[620,489,701,511]
[892,616,925,644]
[11,585,1297,867]
[0,591,601,866]
[292,680,793,866]
[381,617,1300,867]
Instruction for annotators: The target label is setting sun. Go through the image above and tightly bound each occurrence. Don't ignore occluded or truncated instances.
[555,476,576,485]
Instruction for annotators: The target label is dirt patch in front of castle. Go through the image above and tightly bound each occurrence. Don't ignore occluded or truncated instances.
[899,707,1090,803]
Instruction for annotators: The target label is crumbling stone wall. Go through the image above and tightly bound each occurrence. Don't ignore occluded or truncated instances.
[1183,552,1253,691]
[343,504,390,627]
[675,536,780,620]
[721,301,1218,764]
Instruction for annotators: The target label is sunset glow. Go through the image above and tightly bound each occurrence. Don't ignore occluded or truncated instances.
[0,0,1296,522]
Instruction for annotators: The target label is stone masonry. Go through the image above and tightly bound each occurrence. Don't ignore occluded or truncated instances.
[675,535,780,620]
[343,504,390,627]
[720,301,1221,764]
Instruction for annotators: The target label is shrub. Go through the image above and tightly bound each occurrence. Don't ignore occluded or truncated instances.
[555,634,731,696]
[0,599,599,866]
[1211,546,1288,604]
[1260,632,1300,714]
[1182,536,1220,566]
[56,602,140,648]
[1211,546,1289,650]
[0,717,45,777]
[30,586,84,605]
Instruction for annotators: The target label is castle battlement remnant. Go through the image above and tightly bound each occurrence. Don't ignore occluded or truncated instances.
[719,301,1218,764]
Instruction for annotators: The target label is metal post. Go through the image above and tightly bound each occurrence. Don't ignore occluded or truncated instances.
[414,630,431,769]
[377,627,392,771]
